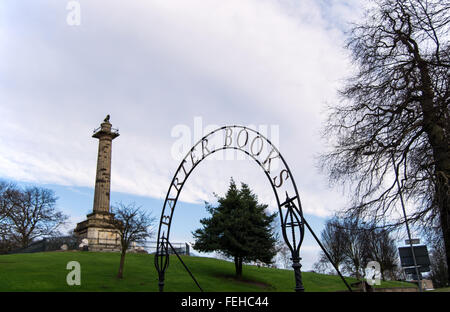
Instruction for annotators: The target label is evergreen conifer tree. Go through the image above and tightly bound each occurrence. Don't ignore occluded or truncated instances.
[193,179,277,277]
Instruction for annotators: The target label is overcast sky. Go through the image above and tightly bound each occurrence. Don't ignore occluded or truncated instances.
[0,0,372,271]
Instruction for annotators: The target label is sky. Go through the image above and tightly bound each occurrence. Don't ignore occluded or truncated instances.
[0,0,380,271]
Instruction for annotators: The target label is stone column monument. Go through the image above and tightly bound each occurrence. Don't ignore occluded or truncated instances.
[74,115,121,251]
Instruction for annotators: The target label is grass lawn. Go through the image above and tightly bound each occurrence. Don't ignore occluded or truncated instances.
[0,251,415,292]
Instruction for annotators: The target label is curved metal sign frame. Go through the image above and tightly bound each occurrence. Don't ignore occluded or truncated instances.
[155,125,306,292]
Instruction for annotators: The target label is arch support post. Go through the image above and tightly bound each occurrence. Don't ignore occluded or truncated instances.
[292,256,305,292]
[155,238,169,293]
[158,273,165,292]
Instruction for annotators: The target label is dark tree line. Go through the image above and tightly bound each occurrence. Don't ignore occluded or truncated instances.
[314,217,400,281]
[0,180,68,252]
[320,0,450,280]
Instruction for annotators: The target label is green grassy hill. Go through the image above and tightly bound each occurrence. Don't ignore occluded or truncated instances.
[0,251,414,292]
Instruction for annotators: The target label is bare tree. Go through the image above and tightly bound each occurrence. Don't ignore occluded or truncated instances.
[6,186,67,248]
[276,240,292,269]
[425,226,449,287]
[364,228,399,280]
[0,181,18,252]
[112,202,155,279]
[0,181,15,236]
[314,216,400,280]
[340,218,369,279]
[314,217,347,274]
[321,0,450,279]
[314,217,368,279]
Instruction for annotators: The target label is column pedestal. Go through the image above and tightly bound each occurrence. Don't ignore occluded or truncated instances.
[74,211,121,252]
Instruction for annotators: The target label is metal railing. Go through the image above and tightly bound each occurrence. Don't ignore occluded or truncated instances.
[6,236,190,255]
[93,127,119,134]
[6,236,79,254]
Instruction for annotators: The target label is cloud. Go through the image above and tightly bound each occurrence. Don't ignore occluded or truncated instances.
[0,0,367,218]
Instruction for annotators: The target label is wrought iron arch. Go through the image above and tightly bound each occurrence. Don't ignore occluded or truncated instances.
[155,125,351,292]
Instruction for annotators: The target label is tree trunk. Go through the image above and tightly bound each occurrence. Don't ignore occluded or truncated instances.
[417,59,450,282]
[355,264,361,280]
[21,236,29,249]
[437,180,450,282]
[117,250,126,279]
[234,256,243,278]
[238,257,243,278]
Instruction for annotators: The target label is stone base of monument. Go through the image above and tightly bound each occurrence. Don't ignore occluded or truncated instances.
[74,211,122,252]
